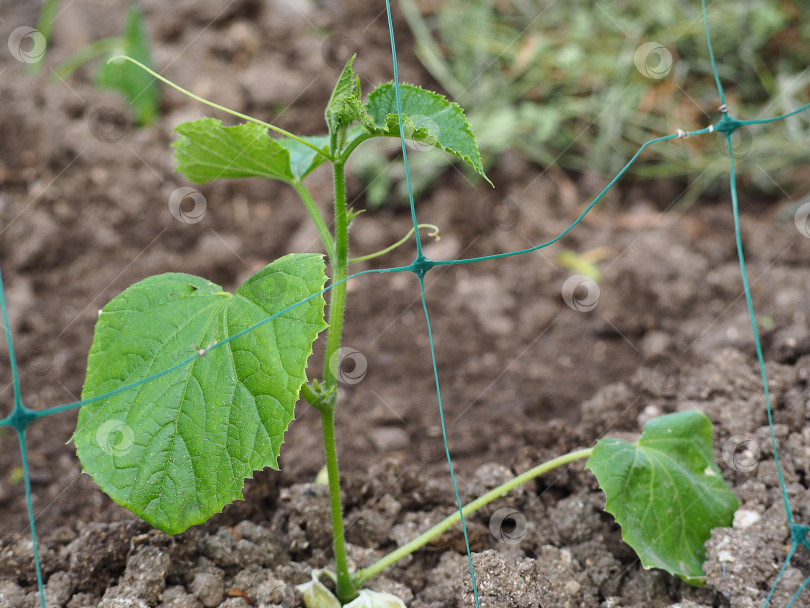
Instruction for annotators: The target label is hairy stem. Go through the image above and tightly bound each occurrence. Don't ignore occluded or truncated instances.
[299,383,324,410]
[353,447,594,587]
[320,406,354,601]
[321,158,353,601]
[323,160,349,389]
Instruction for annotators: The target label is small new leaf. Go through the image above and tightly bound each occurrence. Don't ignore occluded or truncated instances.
[74,254,328,534]
[586,411,738,584]
[173,118,296,184]
[364,82,491,184]
[326,55,361,134]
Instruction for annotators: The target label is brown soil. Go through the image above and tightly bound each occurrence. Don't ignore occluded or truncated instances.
[1,1,810,607]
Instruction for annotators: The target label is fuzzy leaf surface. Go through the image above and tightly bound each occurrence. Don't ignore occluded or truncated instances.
[586,410,738,584]
[75,254,327,534]
[364,82,490,184]
[325,55,361,133]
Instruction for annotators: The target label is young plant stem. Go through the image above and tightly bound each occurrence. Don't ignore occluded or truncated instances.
[353,447,594,587]
[323,160,350,389]
[320,406,354,601]
[299,383,325,410]
[320,158,353,601]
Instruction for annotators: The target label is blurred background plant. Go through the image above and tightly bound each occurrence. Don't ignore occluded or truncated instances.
[33,0,159,126]
[356,0,809,208]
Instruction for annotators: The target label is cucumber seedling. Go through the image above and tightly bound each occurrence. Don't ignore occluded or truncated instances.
[73,55,737,607]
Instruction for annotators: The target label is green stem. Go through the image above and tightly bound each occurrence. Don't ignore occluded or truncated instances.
[353,447,594,587]
[293,181,335,260]
[349,224,440,265]
[323,161,349,388]
[111,56,332,161]
[340,132,374,162]
[321,159,353,601]
[320,406,354,601]
[299,383,323,410]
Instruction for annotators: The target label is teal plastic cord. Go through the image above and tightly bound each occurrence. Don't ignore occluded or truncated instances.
[18,430,46,608]
[383,0,423,260]
[726,131,801,608]
[384,0,481,604]
[727,142,792,525]
[778,522,810,608]
[0,268,46,608]
[432,132,700,267]
[417,274,481,607]
[701,0,726,107]
[1,267,23,412]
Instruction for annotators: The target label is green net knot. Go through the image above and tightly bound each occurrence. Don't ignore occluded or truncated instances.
[790,523,810,551]
[410,255,436,279]
[714,112,744,136]
[1,406,38,432]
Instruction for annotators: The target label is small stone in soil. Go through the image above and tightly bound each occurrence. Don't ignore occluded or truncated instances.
[190,571,225,608]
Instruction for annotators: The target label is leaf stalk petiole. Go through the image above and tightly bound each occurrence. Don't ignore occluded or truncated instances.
[353,447,594,587]
[108,55,333,160]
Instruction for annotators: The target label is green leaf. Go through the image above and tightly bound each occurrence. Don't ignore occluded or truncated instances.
[364,83,491,184]
[325,55,361,133]
[279,135,330,180]
[173,118,296,184]
[74,253,328,534]
[173,119,329,184]
[95,5,159,126]
[586,411,738,584]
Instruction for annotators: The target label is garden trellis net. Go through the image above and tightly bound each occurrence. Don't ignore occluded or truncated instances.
[2,0,810,606]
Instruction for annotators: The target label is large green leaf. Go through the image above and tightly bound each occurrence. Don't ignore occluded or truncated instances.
[74,254,327,534]
[363,83,491,184]
[95,4,159,126]
[586,411,738,584]
[173,118,329,184]
[173,118,294,184]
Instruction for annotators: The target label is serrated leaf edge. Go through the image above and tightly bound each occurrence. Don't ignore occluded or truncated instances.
[365,81,492,185]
